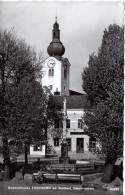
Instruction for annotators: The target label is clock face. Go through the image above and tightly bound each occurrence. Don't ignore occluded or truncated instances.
[47,59,55,68]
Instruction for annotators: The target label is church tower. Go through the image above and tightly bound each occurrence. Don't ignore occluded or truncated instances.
[42,18,70,96]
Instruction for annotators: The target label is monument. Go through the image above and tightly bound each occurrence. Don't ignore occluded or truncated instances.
[59,97,70,163]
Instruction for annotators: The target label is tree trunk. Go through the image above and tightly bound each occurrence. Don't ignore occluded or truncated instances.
[1,58,11,180]
[4,164,10,180]
[45,118,47,158]
[24,143,28,165]
[101,162,115,183]
[101,143,117,183]
[101,152,117,183]
[3,137,10,180]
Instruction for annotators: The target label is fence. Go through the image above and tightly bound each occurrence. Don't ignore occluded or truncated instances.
[46,163,94,172]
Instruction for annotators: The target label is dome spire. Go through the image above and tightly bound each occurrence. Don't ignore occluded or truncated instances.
[47,18,65,57]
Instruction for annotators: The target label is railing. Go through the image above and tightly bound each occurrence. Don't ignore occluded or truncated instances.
[46,163,94,171]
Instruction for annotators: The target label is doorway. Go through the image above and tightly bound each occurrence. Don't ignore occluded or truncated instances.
[76,138,84,153]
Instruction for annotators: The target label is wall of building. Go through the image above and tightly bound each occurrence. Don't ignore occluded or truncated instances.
[30,144,45,156]
[67,110,89,151]
[48,109,90,154]
[61,60,70,96]
[67,110,83,129]
[42,57,70,96]
[42,57,62,94]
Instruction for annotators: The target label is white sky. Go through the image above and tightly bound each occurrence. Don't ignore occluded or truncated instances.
[0,1,123,92]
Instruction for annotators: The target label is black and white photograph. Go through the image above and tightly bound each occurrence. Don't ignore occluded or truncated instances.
[0,1,124,195]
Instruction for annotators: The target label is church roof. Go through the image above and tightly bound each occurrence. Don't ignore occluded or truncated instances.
[47,41,65,57]
[47,18,65,57]
[49,95,89,109]
[69,90,83,95]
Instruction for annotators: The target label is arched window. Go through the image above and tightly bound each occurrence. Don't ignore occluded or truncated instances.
[49,68,54,76]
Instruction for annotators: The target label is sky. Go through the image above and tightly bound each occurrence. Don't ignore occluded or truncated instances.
[0,1,123,93]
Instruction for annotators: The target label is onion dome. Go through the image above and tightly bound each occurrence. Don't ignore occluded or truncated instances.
[47,17,65,56]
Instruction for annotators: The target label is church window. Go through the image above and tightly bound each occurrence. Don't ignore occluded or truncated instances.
[49,68,54,76]
[78,119,83,129]
[54,138,59,147]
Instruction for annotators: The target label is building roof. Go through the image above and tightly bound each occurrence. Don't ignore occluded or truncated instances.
[69,90,83,95]
[47,18,65,57]
[49,95,89,109]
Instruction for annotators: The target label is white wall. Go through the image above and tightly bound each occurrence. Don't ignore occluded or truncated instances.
[30,145,45,156]
[67,109,89,152]
[42,57,62,94]
[48,109,90,153]
[42,57,70,96]
[67,110,83,129]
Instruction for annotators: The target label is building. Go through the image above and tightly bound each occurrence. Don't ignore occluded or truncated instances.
[42,17,70,96]
[47,95,92,157]
[40,17,97,159]
[30,144,45,157]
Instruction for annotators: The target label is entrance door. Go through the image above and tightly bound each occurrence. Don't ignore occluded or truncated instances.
[76,138,84,153]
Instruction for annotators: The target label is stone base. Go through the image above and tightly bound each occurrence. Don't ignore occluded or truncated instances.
[59,141,70,164]
[59,156,70,164]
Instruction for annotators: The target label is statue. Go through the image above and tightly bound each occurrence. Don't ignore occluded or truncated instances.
[62,97,67,140]
[59,97,70,164]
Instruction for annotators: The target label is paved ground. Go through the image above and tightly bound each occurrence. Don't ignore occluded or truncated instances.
[0,173,122,195]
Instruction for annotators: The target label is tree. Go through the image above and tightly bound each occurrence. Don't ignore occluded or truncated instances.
[0,28,46,180]
[82,24,123,182]
[5,78,48,164]
[45,95,63,154]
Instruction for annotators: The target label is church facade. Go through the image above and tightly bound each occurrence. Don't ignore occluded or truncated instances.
[42,17,70,96]
[42,18,96,158]
[30,18,95,158]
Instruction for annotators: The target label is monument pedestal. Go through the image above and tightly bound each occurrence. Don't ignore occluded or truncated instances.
[59,140,70,164]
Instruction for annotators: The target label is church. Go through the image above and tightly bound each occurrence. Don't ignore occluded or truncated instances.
[30,18,96,158]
